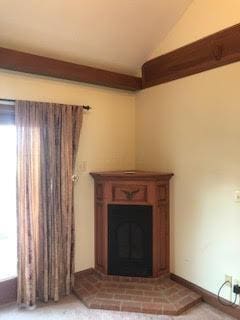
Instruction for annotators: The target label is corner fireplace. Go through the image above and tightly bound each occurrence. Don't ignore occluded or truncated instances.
[108,204,152,277]
[90,170,173,278]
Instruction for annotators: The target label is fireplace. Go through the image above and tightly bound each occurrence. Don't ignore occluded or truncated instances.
[108,204,152,277]
[90,170,173,278]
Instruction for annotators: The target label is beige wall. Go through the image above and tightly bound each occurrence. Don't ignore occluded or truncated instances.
[0,69,135,271]
[136,0,240,299]
[1,0,240,299]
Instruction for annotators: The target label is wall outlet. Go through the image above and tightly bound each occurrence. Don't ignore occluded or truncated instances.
[225,275,233,301]
[225,275,232,286]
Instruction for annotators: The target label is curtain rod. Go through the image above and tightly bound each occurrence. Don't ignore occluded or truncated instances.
[0,99,91,110]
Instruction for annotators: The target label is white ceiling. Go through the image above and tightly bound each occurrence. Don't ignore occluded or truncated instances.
[0,0,192,75]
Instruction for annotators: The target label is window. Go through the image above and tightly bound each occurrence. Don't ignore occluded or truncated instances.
[0,120,17,280]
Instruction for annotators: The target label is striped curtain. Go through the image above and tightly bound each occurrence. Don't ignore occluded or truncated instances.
[16,101,83,307]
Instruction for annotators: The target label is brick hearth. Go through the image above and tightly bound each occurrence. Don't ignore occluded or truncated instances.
[74,269,201,315]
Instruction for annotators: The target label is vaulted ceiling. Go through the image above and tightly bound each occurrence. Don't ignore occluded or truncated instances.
[0,0,192,75]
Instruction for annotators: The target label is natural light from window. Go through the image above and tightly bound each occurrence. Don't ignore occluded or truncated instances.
[0,124,17,280]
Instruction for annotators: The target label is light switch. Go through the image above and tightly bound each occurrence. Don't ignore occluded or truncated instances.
[234,190,240,202]
[79,160,87,172]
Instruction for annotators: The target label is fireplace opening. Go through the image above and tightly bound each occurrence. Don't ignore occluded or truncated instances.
[108,204,152,277]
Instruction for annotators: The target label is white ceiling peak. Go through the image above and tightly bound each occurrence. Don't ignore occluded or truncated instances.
[0,0,193,75]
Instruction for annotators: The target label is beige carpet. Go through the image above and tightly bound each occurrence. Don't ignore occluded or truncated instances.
[0,295,235,320]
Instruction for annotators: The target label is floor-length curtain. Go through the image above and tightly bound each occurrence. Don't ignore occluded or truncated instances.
[16,101,83,307]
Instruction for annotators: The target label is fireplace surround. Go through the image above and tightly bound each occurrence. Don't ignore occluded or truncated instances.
[90,170,173,278]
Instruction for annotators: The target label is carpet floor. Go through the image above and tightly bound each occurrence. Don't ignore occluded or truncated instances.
[0,295,235,320]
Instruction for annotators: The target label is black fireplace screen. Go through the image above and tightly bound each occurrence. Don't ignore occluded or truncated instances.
[108,204,152,277]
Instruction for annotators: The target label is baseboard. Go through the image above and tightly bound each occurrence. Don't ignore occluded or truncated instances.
[74,268,94,278]
[0,271,92,307]
[171,273,240,320]
[0,278,17,305]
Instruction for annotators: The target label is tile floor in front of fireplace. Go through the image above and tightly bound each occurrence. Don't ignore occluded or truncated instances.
[74,269,202,316]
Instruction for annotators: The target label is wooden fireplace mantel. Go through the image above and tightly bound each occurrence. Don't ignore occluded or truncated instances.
[90,170,173,277]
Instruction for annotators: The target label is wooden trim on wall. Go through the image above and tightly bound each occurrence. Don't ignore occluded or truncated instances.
[1,23,240,91]
[171,273,240,320]
[74,268,94,278]
[142,23,240,88]
[0,47,142,92]
[0,278,17,305]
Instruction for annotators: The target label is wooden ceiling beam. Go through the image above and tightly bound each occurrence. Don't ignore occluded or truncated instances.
[0,47,142,91]
[1,23,240,92]
[142,23,240,88]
